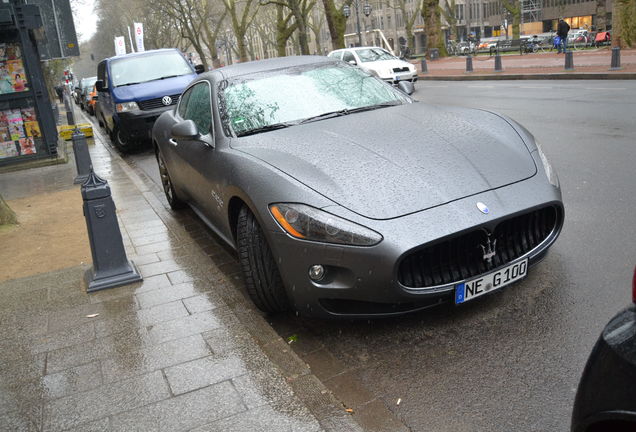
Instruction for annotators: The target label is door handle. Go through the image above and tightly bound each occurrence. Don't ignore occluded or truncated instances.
[168,138,178,146]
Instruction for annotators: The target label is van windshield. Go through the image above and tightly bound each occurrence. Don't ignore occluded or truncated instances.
[110,51,193,87]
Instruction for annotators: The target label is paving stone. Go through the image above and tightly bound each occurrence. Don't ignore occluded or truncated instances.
[110,380,245,432]
[136,240,181,256]
[323,370,376,409]
[132,273,172,294]
[95,300,189,338]
[130,232,178,247]
[146,312,221,345]
[100,334,211,383]
[138,260,183,278]
[41,361,102,399]
[47,296,138,333]
[191,403,323,432]
[62,417,110,432]
[182,293,221,315]
[303,348,348,381]
[0,409,40,432]
[164,354,247,395]
[352,398,410,432]
[43,371,170,431]
[30,322,96,354]
[129,253,161,266]
[136,282,212,309]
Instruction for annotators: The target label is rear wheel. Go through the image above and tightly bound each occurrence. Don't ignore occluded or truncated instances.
[155,148,185,210]
[237,206,289,313]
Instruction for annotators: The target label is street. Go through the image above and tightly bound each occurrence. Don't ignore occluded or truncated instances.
[101,80,636,431]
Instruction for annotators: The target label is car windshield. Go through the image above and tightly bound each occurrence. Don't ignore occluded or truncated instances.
[110,51,193,87]
[81,77,97,88]
[220,63,411,137]
[355,48,395,62]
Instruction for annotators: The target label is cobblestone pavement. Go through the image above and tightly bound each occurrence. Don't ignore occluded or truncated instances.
[0,119,364,431]
[415,47,636,76]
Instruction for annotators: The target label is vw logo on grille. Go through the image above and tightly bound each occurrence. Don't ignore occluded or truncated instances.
[161,96,172,106]
[476,202,490,214]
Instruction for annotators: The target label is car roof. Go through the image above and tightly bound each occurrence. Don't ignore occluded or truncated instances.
[331,46,386,53]
[207,55,336,80]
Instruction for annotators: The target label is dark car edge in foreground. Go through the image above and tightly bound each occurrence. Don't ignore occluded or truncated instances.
[571,267,636,432]
[152,55,564,318]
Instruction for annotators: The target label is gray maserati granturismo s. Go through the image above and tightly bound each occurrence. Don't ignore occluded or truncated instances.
[152,56,564,318]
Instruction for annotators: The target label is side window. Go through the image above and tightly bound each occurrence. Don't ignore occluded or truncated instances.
[342,51,355,63]
[183,82,212,136]
[177,87,192,118]
[97,61,108,89]
[328,51,342,60]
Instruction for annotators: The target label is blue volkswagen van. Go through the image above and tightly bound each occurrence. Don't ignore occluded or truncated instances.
[95,49,202,151]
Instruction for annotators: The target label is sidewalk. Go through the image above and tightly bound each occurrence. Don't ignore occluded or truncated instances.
[415,47,636,79]
[0,108,364,431]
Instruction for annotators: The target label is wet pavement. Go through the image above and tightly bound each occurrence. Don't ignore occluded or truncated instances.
[0,115,363,431]
[112,80,636,431]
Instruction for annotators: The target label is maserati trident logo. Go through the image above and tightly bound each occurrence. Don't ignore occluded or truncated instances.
[161,96,172,106]
[480,233,497,264]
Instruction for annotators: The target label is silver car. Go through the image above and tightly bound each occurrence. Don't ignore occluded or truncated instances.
[152,56,564,318]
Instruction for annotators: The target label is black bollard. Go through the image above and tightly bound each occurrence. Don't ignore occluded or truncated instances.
[564,51,574,70]
[494,54,503,72]
[73,129,92,184]
[51,103,60,125]
[610,47,621,70]
[466,55,473,73]
[63,93,75,126]
[421,58,428,74]
[82,167,142,292]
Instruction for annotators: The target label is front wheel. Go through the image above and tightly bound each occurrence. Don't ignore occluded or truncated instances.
[237,206,289,313]
[155,148,185,210]
[111,124,134,153]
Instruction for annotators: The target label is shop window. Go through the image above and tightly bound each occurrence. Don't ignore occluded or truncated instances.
[0,43,28,95]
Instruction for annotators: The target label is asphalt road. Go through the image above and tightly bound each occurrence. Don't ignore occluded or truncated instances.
[117,80,636,432]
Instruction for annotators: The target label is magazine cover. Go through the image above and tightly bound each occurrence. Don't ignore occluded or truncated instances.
[6,60,27,92]
[0,141,19,159]
[24,121,41,138]
[9,123,25,141]
[0,110,8,125]
[0,43,6,61]
[0,63,13,94]
[0,127,9,141]
[18,137,36,155]
[21,107,36,122]
[5,44,20,60]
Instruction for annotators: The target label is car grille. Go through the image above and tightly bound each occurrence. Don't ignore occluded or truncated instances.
[137,94,180,110]
[398,206,559,289]
[392,67,410,73]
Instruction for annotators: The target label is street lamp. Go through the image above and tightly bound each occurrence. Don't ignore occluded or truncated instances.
[343,0,372,47]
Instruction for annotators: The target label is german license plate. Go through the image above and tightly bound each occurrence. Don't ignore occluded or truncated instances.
[455,259,528,304]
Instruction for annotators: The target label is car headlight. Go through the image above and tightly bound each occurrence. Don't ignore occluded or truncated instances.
[116,101,139,113]
[269,203,382,246]
[535,141,559,187]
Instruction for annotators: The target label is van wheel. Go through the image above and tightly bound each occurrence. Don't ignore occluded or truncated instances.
[112,124,132,153]
[237,206,289,313]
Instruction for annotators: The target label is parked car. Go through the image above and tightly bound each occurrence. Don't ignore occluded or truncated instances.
[571,266,636,432]
[152,55,564,318]
[86,85,97,116]
[79,76,97,111]
[95,48,203,152]
[327,46,417,85]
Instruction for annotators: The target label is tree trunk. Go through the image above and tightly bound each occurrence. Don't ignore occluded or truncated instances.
[422,0,442,57]
[596,0,607,31]
[0,195,17,226]
[322,0,347,49]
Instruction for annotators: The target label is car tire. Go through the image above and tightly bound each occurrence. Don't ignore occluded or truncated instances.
[111,124,132,153]
[237,206,289,313]
[155,148,185,210]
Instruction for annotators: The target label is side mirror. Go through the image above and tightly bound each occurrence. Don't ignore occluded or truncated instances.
[194,64,205,74]
[171,119,199,140]
[95,80,105,92]
[348,60,357,66]
[397,81,414,95]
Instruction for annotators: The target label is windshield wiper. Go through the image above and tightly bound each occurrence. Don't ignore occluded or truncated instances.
[298,101,401,125]
[116,81,147,87]
[237,122,294,137]
[158,75,183,80]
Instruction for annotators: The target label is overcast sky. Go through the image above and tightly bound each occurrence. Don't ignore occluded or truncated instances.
[72,0,98,43]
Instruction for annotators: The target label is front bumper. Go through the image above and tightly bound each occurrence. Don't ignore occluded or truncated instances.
[571,305,636,432]
[116,106,174,141]
[266,174,564,319]
[382,72,418,84]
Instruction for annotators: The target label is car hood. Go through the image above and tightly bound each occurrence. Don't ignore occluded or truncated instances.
[360,59,413,74]
[111,74,195,103]
[234,103,537,220]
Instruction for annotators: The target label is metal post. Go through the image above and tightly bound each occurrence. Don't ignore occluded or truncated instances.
[564,50,574,70]
[63,92,75,126]
[81,167,142,292]
[494,54,503,71]
[466,55,473,73]
[610,47,621,70]
[355,0,362,47]
[421,58,428,73]
[73,129,92,184]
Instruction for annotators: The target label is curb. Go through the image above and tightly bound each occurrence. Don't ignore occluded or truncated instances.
[418,72,636,81]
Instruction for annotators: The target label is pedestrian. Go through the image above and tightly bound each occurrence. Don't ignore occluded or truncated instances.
[557,18,570,53]
[54,85,64,103]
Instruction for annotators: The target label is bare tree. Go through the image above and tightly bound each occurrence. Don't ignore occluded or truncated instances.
[441,0,458,42]
[321,0,353,49]
[261,0,316,54]
[501,0,521,39]
[222,0,261,62]
[421,0,445,57]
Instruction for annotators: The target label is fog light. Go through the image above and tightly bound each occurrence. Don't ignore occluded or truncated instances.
[309,265,325,281]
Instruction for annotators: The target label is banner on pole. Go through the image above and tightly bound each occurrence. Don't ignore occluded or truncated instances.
[134,23,145,52]
[114,36,126,56]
